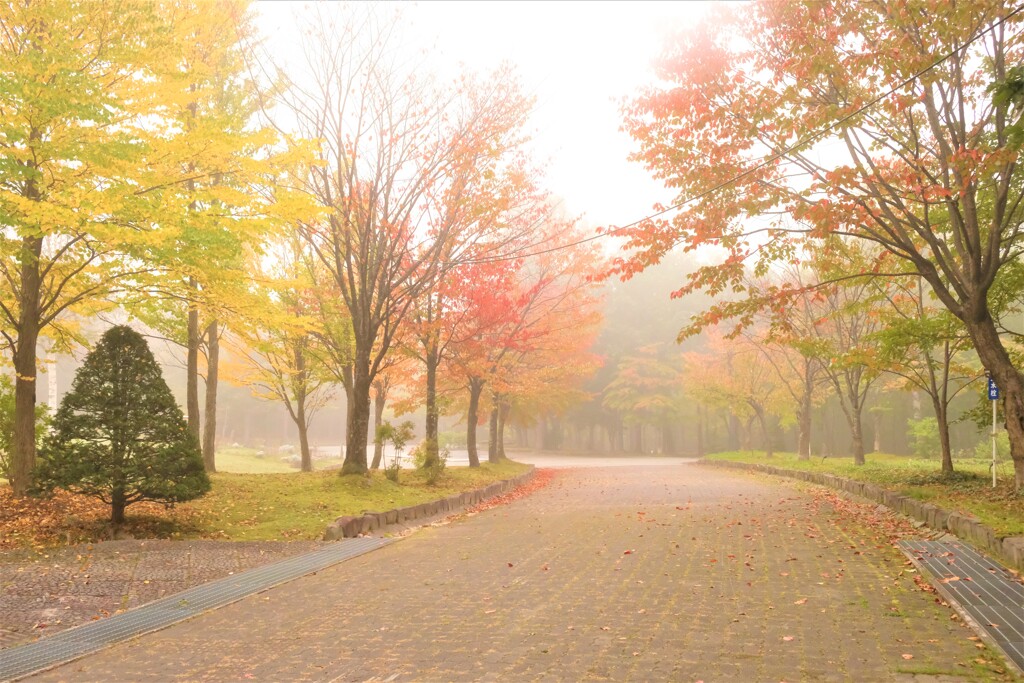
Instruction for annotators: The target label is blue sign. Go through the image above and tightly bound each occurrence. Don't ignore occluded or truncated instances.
[988,376,1000,400]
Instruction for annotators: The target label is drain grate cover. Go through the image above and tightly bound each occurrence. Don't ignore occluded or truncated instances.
[900,539,1024,674]
[0,537,390,682]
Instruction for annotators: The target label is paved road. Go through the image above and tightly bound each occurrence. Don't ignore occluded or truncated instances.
[30,463,1009,682]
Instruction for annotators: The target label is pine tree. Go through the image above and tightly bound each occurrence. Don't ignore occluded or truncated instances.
[35,326,210,525]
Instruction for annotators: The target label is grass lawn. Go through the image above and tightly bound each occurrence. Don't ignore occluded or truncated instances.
[0,460,532,549]
[215,446,297,474]
[705,451,1024,537]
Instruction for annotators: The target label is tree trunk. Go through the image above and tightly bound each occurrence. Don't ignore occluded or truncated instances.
[186,285,201,441]
[660,423,673,454]
[423,344,440,467]
[297,394,312,472]
[936,399,954,476]
[496,397,509,460]
[696,404,705,458]
[488,392,500,463]
[202,320,219,473]
[872,411,882,454]
[850,413,865,465]
[752,404,771,458]
[10,236,42,496]
[111,487,126,526]
[341,354,371,475]
[466,378,483,467]
[965,312,1024,489]
[727,414,740,450]
[370,381,387,470]
[797,377,813,460]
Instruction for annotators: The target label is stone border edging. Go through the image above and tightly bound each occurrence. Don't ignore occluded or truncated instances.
[322,465,536,540]
[699,459,1024,573]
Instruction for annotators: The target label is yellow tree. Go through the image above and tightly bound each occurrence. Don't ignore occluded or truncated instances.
[224,234,333,472]
[130,0,294,472]
[0,1,177,495]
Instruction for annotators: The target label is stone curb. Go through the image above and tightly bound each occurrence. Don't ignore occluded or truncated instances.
[321,466,536,540]
[699,459,1024,574]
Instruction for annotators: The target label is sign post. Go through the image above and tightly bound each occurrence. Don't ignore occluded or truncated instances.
[988,375,999,488]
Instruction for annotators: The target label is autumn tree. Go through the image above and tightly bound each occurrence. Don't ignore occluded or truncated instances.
[471,218,604,461]
[130,0,290,473]
[282,5,540,474]
[602,345,685,454]
[225,235,332,472]
[872,275,976,474]
[407,67,539,468]
[0,1,175,495]
[621,1,1024,487]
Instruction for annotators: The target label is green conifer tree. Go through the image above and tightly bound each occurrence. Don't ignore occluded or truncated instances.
[35,326,210,525]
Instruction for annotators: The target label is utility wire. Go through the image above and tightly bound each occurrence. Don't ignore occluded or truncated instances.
[457,4,1024,266]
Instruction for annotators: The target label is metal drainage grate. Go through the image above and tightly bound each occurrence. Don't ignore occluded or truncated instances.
[0,537,390,682]
[900,539,1024,674]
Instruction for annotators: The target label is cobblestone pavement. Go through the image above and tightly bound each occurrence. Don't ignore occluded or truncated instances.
[0,539,326,649]
[26,464,1017,682]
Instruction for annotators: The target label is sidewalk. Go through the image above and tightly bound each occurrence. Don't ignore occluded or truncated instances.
[0,539,326,649]
[23,463,1020,681]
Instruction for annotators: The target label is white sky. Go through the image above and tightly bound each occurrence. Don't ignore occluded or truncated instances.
[255,0,720,233]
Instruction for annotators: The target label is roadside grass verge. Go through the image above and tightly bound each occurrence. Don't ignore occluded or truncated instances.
[0,460,531,550]
[705,451,1024,537]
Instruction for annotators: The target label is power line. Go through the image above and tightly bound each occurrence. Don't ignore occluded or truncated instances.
[458,3,1024,266]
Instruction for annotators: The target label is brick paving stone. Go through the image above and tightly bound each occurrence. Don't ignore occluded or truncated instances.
[0,539,325,649]
[21,463,1020,682]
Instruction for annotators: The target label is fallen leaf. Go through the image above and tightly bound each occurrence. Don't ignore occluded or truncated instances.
[782,636,794,642]
[901,654,914,660]
[794,598,807,605]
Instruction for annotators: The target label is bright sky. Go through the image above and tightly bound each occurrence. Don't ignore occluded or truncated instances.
[256,0,719,233]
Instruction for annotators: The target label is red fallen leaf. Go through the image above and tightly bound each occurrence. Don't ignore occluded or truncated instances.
[541,564,549,571]
[939,577,960,583]
[507,563,514,568]
[623,550,634,555]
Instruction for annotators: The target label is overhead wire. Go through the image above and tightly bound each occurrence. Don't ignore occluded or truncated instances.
[456,3,1024,266]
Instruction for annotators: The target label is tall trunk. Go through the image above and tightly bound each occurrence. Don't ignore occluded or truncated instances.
[850,412,865,465]
[935,399,954,475]
[488,392,500,463]
[10,235,42,496]
[872,411,882,454]
[111,487,126,526]
[661,423,675,454]
[696,404,705,458]
[727,414,740,450]
[202,320,219,472]
[341,364,353,458]
[423,343,440,467]
[297,393,312,472]
[370,381,387,470]
[797,372,813,460]
[341,353,371,475]
[965,313,1024,489]
[466,378,483,467]
[496,397,509,459]
[186,282,201,441]
[751,402,771,458]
